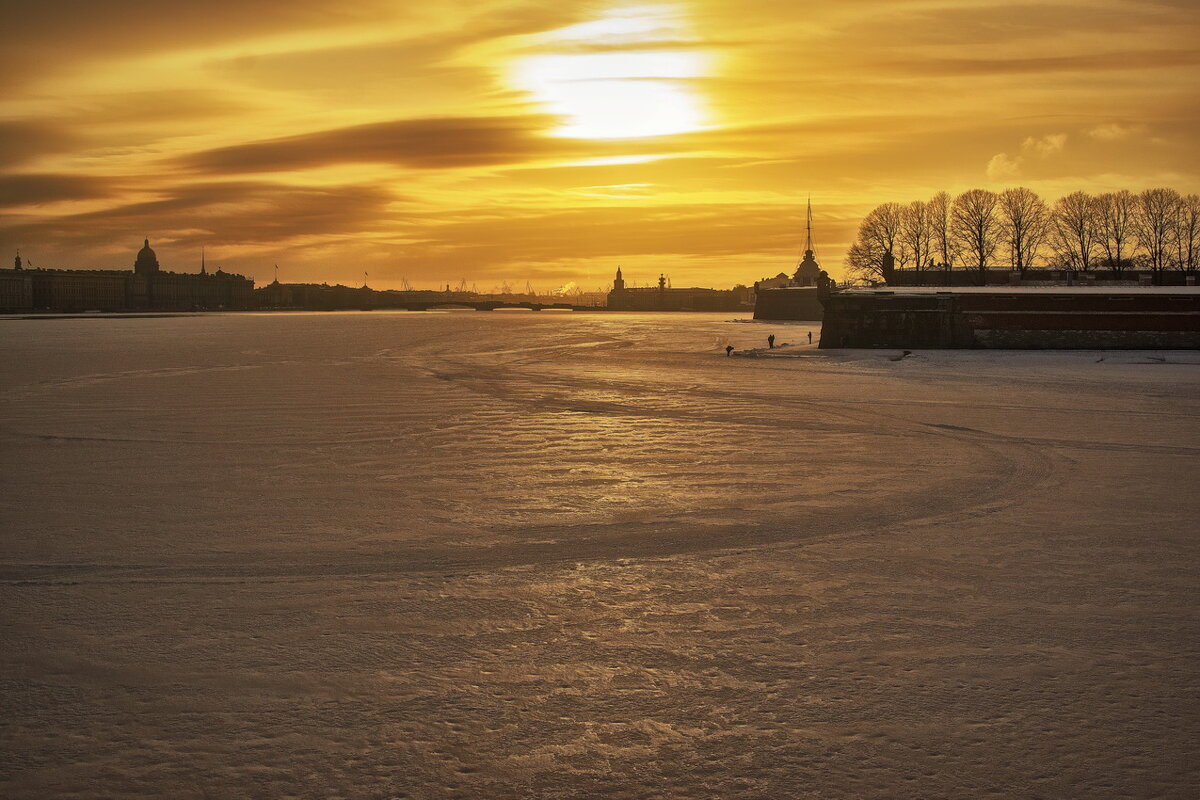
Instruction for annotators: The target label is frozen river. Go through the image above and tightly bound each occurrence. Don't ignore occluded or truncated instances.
[2,311,1199,798]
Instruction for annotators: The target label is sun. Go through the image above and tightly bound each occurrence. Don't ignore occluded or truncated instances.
[512,5,710,140]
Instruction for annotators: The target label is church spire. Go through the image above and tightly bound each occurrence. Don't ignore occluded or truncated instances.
[792,196,822,286]
[200,247,207,275]
[804,195,815,256]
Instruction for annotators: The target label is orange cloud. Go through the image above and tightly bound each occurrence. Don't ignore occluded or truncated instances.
[1,0,1197,287]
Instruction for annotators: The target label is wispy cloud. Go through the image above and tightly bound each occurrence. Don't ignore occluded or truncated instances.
[1,0,1197,286]
[0,174,117,208]
[176,116,566,174]
[1087,122,1148,141]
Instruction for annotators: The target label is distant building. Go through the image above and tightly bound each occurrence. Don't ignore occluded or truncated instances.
[258,278,295,309]
[792,246,821,286]
[754,198,822,292]
[605,269,750,312]
[0,240,254,313]
[258,282,373,311]
[0,269,33,311]
[134,238,160,276]
[756,272,791,290]
[32,270,130,312]
[752,199,827,320]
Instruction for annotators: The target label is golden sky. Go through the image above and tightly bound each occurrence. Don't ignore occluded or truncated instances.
[2,0,1197,289]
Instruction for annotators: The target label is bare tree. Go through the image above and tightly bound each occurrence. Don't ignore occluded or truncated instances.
[1050,191,1099,272]
[927,191,957,268]
[850,184,1196,284]
[1173,193,1200,273]
[1133,187,1183,274]
[950,189,1001,274]
[844,239,889,283]
[999,187,1049,273]
[901,200,935,270]
[853,202,909,279]
[1095,190,1136,275]
[861,203,906,260]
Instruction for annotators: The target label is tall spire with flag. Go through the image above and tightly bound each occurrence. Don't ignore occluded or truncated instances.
[804,195,815,256]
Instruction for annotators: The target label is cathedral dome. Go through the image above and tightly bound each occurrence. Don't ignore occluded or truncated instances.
[793,249,821,285]
[134,238,160,275]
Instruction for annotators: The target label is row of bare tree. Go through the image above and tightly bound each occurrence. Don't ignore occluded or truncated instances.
[846,188,1200,279]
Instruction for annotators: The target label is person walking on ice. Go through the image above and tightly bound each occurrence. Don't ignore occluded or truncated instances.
[767,334,776,349]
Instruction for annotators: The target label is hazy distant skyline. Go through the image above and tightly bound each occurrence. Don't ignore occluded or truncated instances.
[2,0,1198,289]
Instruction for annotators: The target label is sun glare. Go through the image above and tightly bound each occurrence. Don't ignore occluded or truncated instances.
[513,5,710,140]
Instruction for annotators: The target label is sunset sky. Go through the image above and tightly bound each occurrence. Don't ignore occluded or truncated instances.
[2,0,1197,290]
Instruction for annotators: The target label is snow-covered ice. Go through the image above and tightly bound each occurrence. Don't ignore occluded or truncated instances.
[1,311,1198,798]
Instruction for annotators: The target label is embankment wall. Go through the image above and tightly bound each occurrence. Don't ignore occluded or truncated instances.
[753,287,824,321]
[819,291,1200,349]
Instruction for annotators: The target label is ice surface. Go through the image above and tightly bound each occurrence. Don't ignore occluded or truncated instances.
[1,311,1198,798]
[850,285,1200,294]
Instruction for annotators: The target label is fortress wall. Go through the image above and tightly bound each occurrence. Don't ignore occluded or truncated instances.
[887,268,1198,287]
[819,291,1200,349]
[752,287,824,321]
